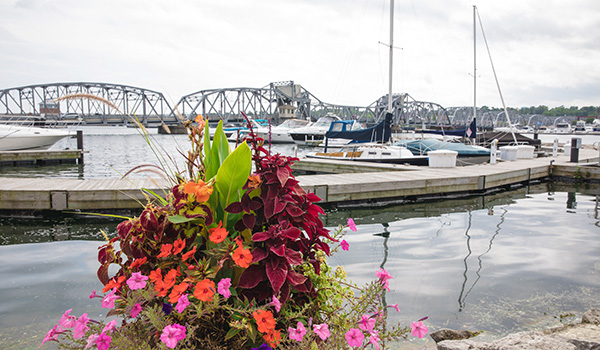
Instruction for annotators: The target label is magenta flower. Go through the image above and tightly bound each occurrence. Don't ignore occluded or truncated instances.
[376,268,393,291]
[175,294,189,313]
[130,303,142,318]
[340,239,350,251]
[347,218,357,231]
[39,324,65,347]
[345,328,364,347]
[89,290,98,299]
[126,271,148,290]
[313,323,331,341]
[270,295,281,312]
[160,323,186,348]
[102,319,117,334]
[59,309,77,329]
[369,331,381,350]
[101,289,120,309]
[95,333,112,350]
[288,322,307,342]
[73,313,90,339]
[217,278,232,299]
[359,314,376,332]
[410,321,428,339]
[388,304,400,312]
[85,334,99,349]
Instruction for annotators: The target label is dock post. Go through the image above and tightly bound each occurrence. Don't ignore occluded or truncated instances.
[552,138,558,157]
[570,137,581,163]
[76,130,84,164]
[490,139,498,165]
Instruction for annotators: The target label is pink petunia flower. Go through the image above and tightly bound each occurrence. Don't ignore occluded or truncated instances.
[59,309,77,329]
[288,322,307,342]
[160,323,186,348]
[175,294,189,313]
[345,328,364,347]
[359,314,376,332]
[313,323,331,341]
[102,319,117,334]
[39,324,65,347]
[217,278,232,299]
[130,303,142,318]
[347,218,357,231]
[388,304,400,312]
[89,290,98,299]
[95,333,112,350]
[410,321,428,339]
[85,334,99,349]
[126,271,148,290]
[376,268,393,291]
[340,239,350,251]
[72,313,90,339]
[270,295,281,312]
[369,331,381,350]
[101,289,120,309]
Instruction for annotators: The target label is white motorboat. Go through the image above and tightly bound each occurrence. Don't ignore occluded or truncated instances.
[306,143,428,166]
[0,124,72,151]
[254,118,310,143]
[288,114,342,146]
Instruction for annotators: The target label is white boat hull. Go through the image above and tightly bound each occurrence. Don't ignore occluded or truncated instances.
[0,125,72,151]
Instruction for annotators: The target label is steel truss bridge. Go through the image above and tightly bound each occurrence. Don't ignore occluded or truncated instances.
[0,81,450,127]
[0,82,180,125]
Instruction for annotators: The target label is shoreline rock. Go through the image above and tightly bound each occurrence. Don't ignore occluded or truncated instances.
[435,309,600,350]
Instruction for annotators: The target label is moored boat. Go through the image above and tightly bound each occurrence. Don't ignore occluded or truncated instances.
[0,124,72,151]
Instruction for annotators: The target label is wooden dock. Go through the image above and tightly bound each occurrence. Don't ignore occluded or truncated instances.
[0,149,597,211]
[0,149,83,166]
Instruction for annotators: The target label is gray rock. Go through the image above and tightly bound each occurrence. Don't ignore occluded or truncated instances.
[582,309,600,325]
[430,329,482,343]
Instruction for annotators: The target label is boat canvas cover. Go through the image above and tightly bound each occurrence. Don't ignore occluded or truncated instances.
[394,139,490,156]
[420,118,477,139]
[325,113,393,143]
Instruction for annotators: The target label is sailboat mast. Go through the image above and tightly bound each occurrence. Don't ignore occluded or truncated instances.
[388,0,394,114]
[473,5,477,122]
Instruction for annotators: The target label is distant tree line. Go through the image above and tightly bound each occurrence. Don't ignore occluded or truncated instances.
[479,105,600,117]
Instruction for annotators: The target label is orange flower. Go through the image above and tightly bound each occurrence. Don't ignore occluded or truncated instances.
[129,257,147,270]
[149,268,162,284]
[263,329,282,348]
[154,280,169,297]
[168,282,189,303]
[253,310,276,333]
[232,245,253,268]
[164,269,179,288]
[157,244,173,258]
[193,279,215,302]
[183,180,214,203]
[102,275,126,293]
[195,114,205,129]
[247,174,262,190]
[182,246,197,262]
[173,238,186,255]
[209,221,228,244]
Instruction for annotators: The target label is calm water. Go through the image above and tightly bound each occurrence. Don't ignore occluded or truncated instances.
[0,127,599,349]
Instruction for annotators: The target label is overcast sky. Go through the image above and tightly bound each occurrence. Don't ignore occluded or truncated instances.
[1,0,599,110]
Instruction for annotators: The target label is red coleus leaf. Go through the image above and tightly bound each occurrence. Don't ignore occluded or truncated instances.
[251,247,268,263]
[140,207,159,231]
[286,204,304,217]
[276,167,289,187]
[249,198,262,211]
[284,248,303,265]
[238,265,266,289]
[306,192,321,203]
[117,220,132,240]
[242,214,255,229]
[97,264,110,285]
[266,258,288,294]
[286,270,307,286]
[270,244,286,257]
[280,227,301,240]
[273,196,286,216]
[225,201,243,214]
[252,231,271,242]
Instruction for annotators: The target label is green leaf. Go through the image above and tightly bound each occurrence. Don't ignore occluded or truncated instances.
[224,327,241,341]
[205,121,231,181]
[141,188,168,206]
[167,215,197,224]
[203,118,211,163]
[214,141,251,228]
